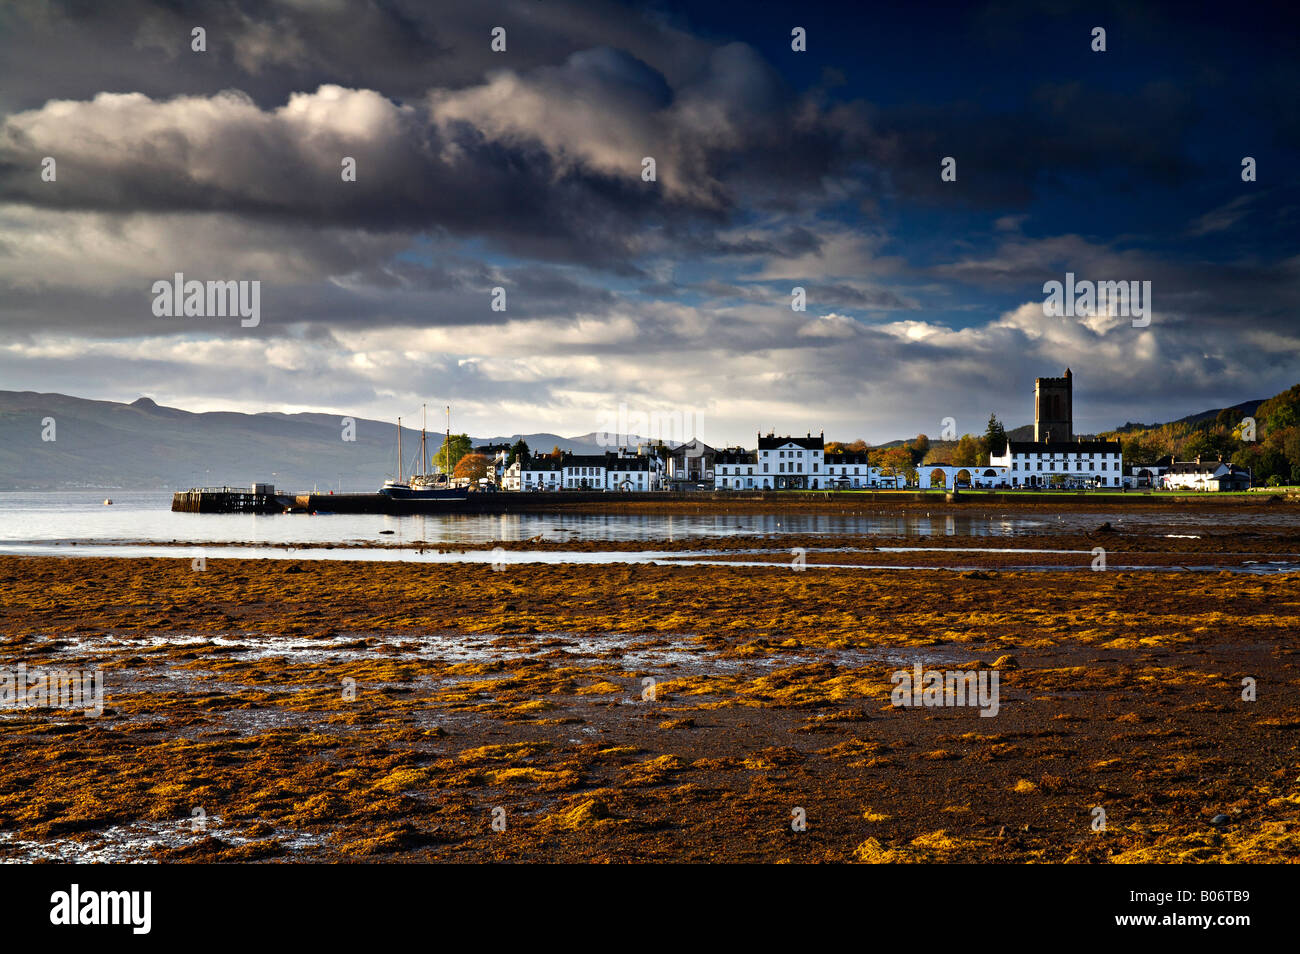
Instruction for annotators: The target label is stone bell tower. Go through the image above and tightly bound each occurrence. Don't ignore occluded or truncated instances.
[1034,368,1073,444]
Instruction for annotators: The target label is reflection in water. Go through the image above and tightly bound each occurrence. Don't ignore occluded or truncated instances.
[2,490,1293,549]
[0,491,1062,545]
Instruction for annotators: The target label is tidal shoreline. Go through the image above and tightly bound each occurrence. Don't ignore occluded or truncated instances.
[1,543,1297,863]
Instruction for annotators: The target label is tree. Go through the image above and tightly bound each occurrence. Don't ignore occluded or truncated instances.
[878,446,913,480]
[824,441,846,454]
[434,433,473,473]
[452,453,490,483]
[507,439,530,467]
[951,434,983,467]
[1258,384,1300,432]
[984,414,1008,457]
[910,434,930,463]
[1118,432,1161,466]
[1180,430,1221,460]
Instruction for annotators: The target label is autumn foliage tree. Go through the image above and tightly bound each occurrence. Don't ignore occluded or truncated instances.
[951,434,984,467]
[877,446,915,482]
[452,452,490,483]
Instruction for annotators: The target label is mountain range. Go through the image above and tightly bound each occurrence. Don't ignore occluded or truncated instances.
[0,391,655,491]
[0,390,1267,490]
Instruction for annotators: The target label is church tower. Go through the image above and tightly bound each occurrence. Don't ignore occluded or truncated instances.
[1034,368,1073,443]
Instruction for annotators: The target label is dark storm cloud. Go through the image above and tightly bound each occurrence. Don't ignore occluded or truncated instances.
[0,36,871,274]
[930,229,1300,336]
[2,0,1297,439]
[0,0,716,112]
[869,81,1200,208]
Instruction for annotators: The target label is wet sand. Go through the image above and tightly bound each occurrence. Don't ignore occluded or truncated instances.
[1,520,1298,862]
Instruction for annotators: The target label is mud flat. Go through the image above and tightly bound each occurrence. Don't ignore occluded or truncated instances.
[1,545,1297,863]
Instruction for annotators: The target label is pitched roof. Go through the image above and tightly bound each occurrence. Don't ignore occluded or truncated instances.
[605,456,653,471]
[757,433,824,450]
[520,457,563,472]
[1166,460,1250,476]
[1007,440,1121,454]
[669,439,716,456]
[716,450,756,464]
[563,454,611,468]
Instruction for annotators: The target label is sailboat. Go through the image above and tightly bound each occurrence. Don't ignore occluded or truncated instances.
[379,406,468,501]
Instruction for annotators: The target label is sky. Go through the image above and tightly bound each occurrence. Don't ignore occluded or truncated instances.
[1,0,1297,446]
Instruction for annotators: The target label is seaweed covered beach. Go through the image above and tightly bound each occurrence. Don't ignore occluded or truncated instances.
[1,504,1298,863]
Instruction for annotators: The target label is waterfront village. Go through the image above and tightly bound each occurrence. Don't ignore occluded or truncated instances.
[467,370,1252,494]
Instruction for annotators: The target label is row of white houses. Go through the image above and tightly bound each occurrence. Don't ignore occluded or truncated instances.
[713,434,906,490]
[1137,457,1252,491]
[712,432,1127,490]
[503,451,664,492]
[496,438,1247,494]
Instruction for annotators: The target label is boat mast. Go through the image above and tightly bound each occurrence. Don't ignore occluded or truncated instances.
[420,403,427,476]
[446,405,451,478]
[397,416,403,483]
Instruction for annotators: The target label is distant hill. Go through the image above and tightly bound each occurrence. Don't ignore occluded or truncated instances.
[0,391,662,491]
[1111,399,1265,433]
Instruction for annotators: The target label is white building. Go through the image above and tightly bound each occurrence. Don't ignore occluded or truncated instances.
[472,443,512,485]
[504,451,662,492]
[713,448,757,489]
[916,464,1009,489]
[756,433,824,489]
[1123,456,1172,489]
[506,456,563,491]
[604,454,658,491]
[988,439,1123,488]
[714,440,915,490]
[713,433,830,489]
[1161,458,1251,491]
[823,452,905,489]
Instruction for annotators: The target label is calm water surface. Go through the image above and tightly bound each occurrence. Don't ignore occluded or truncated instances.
[1,491,1294,570]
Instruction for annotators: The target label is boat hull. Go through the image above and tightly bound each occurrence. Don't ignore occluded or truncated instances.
[378,486,468,501]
